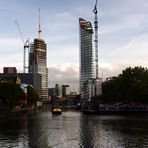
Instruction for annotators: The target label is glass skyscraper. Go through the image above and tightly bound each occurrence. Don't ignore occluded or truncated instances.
[79,18,95,99]
[29,38,48,100]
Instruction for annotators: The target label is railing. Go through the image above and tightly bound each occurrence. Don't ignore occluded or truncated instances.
[98,104,148,112]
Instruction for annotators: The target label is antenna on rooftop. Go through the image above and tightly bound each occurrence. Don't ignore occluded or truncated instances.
[38,9,42,38]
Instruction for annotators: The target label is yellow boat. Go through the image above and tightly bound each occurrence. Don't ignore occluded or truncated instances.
[52,106,62,115]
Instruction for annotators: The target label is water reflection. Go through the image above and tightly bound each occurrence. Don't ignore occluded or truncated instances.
[0,113,29,147]
[80,116,95,147]
[80,114,148,148]
[0,112,148,148]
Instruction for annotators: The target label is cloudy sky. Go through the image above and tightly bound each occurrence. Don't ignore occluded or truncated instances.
[0,0,148,92]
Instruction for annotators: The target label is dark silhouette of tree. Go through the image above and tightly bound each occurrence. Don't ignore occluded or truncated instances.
[0,82,25,110]
[27,85,39,105]
[101,66,148,103]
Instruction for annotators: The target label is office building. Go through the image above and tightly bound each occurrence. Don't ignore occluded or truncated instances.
[79,18,95,100]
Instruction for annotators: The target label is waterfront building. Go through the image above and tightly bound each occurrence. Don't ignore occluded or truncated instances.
[18,73,42,98]
[95,78,102,96]
[83,78,102,101]
[0,71,42,98]
[64,94,79,109]
[29,38,48,100]
[79,18,95,100]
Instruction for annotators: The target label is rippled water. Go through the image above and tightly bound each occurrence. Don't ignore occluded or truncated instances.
[0,111,148,148]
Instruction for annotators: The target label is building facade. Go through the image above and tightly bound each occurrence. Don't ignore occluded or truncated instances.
[55,84,69,97]
[83,78,102,101]
[79,18,95,100]
[18,73,42,98]
[3,67,17,74]
[29,38,48,100]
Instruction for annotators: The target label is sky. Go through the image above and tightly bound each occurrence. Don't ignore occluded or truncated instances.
[0,0,148,92]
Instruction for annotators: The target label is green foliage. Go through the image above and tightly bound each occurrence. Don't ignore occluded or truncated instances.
[101,66,148,103]
[27,85,39,105]
[0,82,25,107]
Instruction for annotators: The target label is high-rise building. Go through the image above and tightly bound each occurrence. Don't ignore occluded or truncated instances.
[79,18,95,100]
[29,38,48,100]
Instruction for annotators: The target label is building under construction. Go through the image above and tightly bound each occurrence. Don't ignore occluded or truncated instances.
[15,10,48,100]
[28,10,48,100]
[29,38,48,100]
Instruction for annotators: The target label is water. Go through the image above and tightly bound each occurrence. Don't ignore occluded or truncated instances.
[0,111,148,148]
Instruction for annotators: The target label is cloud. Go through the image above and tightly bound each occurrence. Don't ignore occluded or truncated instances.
[110,34,148,58]
[101,13,148,36]
[0,38,22,51]
[99,33,148,80]
[48,63,79,92]
[100,58,148,81]
[48,63,79,83]
[0,37,26,73]
[55,12,77,21]
[47,44,79,65]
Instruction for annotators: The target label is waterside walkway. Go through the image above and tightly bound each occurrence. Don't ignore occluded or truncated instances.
[0,107,35,119]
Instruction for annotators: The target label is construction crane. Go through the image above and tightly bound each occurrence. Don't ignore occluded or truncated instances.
[93,0,99,79]
[15,21,29,73]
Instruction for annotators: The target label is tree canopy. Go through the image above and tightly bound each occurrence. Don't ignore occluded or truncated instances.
[0,82,25,108]
[0,82,39,110]
[100,66,148,103]
[27,85,39,105]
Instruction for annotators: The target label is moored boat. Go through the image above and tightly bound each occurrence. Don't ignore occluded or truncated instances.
[52,106,62,115]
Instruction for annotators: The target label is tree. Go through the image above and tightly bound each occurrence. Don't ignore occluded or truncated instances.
[27,85,39,105]
[0,81,25,110]
[102,66,148,103]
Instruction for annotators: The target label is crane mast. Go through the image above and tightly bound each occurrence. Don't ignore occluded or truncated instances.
[15,21,29,73]
[93,0,99,79]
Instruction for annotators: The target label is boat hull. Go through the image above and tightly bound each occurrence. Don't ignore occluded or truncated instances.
[52,107,62,115]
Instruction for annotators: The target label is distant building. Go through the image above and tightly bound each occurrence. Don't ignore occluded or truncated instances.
[55,84,62,97]
[62,85,69,97]
[48,88,56,97]
[65,94,79,109]
[1,67,20,84]
[95,78,102,96]
[0,70,42,98]
[29,38,48,100]
[18,73,42,98]
[79,18,95,100]
[3,67,17,74]
[54,84,69,97]
[48,84,79,109]
[0,73,21,85]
